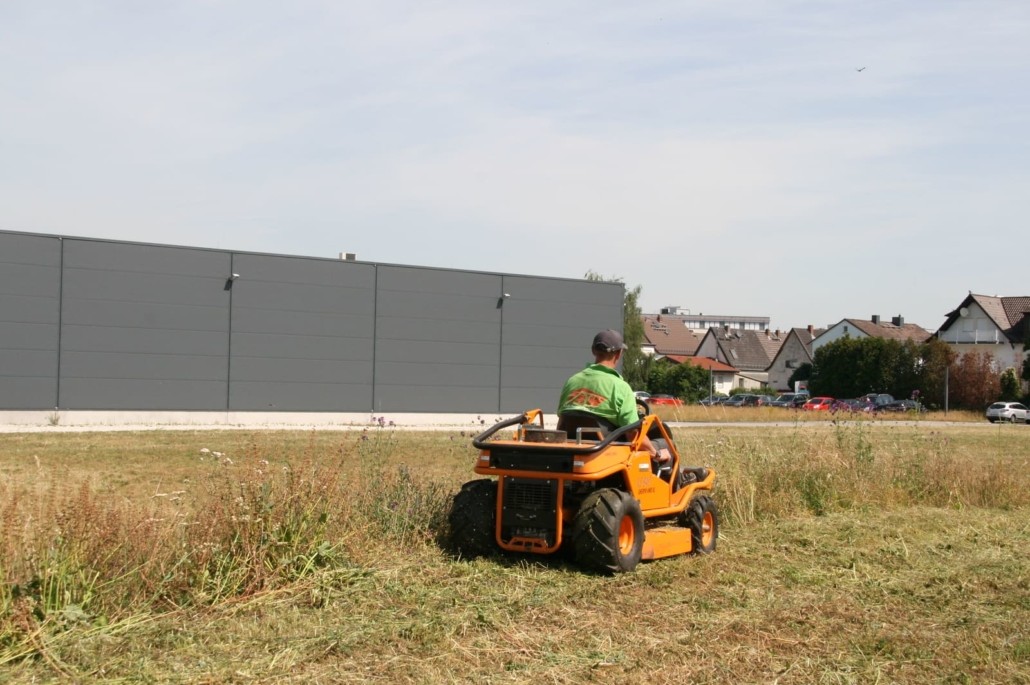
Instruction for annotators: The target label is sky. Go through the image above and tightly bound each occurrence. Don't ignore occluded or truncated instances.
[2,1,1028,333]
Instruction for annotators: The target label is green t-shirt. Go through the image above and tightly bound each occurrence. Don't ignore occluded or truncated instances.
[557,363,638,427]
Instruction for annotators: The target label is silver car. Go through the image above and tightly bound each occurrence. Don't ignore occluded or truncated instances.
[985,402,1028,423]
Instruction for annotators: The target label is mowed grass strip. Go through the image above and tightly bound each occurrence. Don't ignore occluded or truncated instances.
[1,422,1028,683]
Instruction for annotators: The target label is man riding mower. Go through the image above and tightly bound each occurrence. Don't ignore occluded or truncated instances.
[447,399,718,574]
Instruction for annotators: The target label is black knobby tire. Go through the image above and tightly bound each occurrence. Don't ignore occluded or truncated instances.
[448,479,498,559]
[681,495,719,554]
[572,489,644,574]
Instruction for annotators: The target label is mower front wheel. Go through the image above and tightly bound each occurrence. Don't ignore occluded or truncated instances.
[448,479,498,559]
[682,495,719,554]
[572,489,644,574]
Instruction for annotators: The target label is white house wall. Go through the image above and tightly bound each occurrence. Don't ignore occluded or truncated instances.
[938,302,1026,372]
[937,303,1004,345]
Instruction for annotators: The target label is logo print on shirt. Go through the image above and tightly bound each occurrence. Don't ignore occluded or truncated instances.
[566,388,607,407]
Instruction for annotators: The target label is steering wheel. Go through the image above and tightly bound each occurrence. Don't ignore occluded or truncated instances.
[636,397,651,417]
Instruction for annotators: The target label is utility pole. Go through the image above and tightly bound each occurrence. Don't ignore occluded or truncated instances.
[944,363,949,414]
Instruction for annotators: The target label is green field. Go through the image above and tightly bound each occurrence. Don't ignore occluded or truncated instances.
[1,418,1028,683]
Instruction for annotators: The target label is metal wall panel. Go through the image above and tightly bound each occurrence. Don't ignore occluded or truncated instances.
[499,276,624,413]
[0,233,61,408]
[1,230,625,415]
[228,254,375,411]
[374,266,502,412]
[59,240,231,409]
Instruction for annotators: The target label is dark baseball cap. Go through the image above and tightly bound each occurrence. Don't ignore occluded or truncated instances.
[592,329,626,352]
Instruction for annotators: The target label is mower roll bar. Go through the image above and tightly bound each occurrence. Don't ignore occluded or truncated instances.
[472,411,645,455]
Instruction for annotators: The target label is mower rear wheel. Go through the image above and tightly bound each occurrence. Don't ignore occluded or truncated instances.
[572,489,644,574]
[682,495,718,554]
[448,479,498,559]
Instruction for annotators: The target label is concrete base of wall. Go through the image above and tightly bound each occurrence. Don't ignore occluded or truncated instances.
[0,410,556,432]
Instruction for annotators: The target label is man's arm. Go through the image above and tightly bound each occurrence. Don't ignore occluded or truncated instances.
[626,429,670,462]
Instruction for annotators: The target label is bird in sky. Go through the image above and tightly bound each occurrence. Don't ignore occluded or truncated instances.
[856,67,866,72]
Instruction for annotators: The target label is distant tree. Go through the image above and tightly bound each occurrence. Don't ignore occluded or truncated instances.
[999,368,1021,401]
[918,337,956,410]
[647,359,678,396]
[810,336,943,403]
[676,362,714,402]
[646,359,710,402]
[948,351,1000,409]
[788,363,812,391]
[809,337,892,398]
[584,271,647,390]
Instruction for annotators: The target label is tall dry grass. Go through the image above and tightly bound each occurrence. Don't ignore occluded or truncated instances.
[0,429,453,660]
[681,421,1029,525]
[1,422,1027,670]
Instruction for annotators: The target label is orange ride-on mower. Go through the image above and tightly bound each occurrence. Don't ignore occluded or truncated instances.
[448,402,718,573]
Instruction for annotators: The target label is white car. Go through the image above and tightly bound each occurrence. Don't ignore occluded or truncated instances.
[985,402,1028,423]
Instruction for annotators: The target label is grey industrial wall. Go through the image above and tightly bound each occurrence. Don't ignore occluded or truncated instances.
[0,230,623,413]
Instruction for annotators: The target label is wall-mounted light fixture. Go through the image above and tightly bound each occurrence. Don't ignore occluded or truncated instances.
[497,292,511,308]
[225,273,240,291]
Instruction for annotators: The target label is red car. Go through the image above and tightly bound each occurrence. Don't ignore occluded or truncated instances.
[802,396,834,411]
[648,394,684,407]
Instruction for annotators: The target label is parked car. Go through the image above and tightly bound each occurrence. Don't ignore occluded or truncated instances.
[790,394,810,408]
[721,394,748,407]
[769,393,799,408]
[648,394,684,407]
[833,398,867,412]
[985,402,1028,423]
[802,396,834,411]
[699,394,727,406]
[634,391,651,401]
[880,399,927,413]
[861,393,896,410]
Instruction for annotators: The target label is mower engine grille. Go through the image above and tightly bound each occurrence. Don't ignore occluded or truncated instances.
[504,478,556,509]
[500,477,559,545]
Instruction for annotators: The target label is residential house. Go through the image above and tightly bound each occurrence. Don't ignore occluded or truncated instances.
[641,314,702,357]
[694,327,785,389]
[766,326,825,391]
[811,315,931,355]
[934,293,1030,373]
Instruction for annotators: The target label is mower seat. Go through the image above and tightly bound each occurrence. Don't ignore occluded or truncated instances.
[557,411,617,442]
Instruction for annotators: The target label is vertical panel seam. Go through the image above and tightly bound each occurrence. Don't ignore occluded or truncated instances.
[56,237,64,409]
[498,275,504,413]
[371,264,378,414]
[226,253,234,412]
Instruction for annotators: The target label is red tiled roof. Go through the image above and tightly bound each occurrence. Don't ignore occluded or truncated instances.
[670,355,737,372]
[640,315,701,355]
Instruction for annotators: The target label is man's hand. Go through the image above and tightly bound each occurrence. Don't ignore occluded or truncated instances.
[653,448,671,463]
